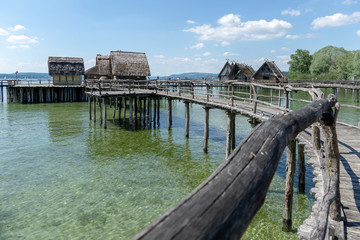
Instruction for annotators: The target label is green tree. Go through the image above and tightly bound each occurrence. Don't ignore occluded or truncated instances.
[352,51,360,80]
[329,52,354,80]
[310,46,348,76]
[288,49,312,74]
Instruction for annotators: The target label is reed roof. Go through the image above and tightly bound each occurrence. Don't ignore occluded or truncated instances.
[48,57,84,76]
[110,51,150,77]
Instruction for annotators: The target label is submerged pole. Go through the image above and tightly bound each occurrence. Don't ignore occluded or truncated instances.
[168,98,172,130]
[203,106,210,153]
[185,101,190,138]
[297,142,305,194]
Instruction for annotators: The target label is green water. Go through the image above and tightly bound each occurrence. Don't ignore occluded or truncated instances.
[2,87,350,239]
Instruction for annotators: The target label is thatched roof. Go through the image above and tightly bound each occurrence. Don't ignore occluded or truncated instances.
[253,60,287,81]
[110,51,150,77]
[48,57,84,76]
[85,55,111,77]
[229,63,255,79]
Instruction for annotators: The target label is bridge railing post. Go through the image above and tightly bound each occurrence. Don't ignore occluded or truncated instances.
[206,83,210,102]
[250,84,258,114]
[98,80,102,96]
[231,83,234,106]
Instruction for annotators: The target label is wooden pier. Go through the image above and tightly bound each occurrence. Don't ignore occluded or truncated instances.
[83,79,360,240]
[1,80,87,103]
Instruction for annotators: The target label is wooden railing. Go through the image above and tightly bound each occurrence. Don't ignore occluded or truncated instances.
[84,79,347,239]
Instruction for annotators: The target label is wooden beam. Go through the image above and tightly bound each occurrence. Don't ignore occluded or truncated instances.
[203,106,210,153]
[168,98,172,130]
[297,142,305,194]
[185,101,190,138]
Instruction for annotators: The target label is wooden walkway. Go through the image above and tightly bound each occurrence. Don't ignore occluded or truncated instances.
[85,82,360,239]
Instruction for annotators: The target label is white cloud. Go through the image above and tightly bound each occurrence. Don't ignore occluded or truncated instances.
[281,9,301,16]
[312,11,360,29]
[342,0,358,5]
[8,25,25,31]
[305,33,316,38]
[281,47,291,51]
[271,49,276,53]
[187,20,196,24]
[185,13,292,41]
[154,55,165,59]
[7,44,30,49]
[6,35,38,44]
[203,52,212,56]
[0,27,9,36]
[221,41,230,46]
[189,42,204,50]
[223,52,240,56]
[286,34,300,39]
[357,30,360,36]
[276,55,290,60]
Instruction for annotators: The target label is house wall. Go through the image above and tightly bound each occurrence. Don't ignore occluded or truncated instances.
[53,75,82,85]
[219,64,232,81]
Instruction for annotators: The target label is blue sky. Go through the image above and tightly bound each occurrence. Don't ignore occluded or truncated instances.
[0,0,359,76]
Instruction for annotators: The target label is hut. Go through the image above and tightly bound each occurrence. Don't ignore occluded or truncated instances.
[48,57,85,85]
[218,61,255,81]
[84,55,111,79]
[252,60,287,83]
[85,51,151,80]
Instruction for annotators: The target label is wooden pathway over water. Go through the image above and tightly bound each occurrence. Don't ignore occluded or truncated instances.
[83,79,360,240]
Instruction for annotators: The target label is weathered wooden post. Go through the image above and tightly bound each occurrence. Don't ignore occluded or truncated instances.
[203,106,210,153]
[278,88,282,106]
[251,84,258,114]
[153,97,157,124]
[312,125,321,151]
[225,110,234,159]
[297,142,305,193]
[129,96,133,125]
[89,96,92,120]
[123,97,127,122]
[93,97,97,123]
[168,98,172,130]
[99,97,103,125]
[191,82,195,99]
[231,83,235,106]
[231,113,236,150]
[103,98,108,129]
[285,90,289,109]
[270,88,273,103]
[185,101,190,138]
[118,97,122,119]
[282,139,297,232]
[206,83,210,102]
[157,97,160,126]
[112,97,117,119]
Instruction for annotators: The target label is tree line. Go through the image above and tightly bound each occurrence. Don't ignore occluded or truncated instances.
[287,45,360,81]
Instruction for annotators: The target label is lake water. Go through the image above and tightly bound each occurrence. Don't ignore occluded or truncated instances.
[1,87,358,239]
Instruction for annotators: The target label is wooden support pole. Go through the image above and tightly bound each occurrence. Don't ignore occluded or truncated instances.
[134,96,138,119]
[93,97,96,123]
[297,142,305,194]
[129,97,133,125]
[203,106,210,153]
[285,91,289,109]
[225,110,234,159]
[185,101,190,138]
[99,97,103,125]
[119,97,122,119]
[157,97,160,126]
[112,97,117,119]
[357,89,359,103]
[282,139,297,232]
[270,88,273,103]
[153,97,157,124]
[231,113,236,150]
[123,97,127,122]
[148,97,152,126]
[312,125,321,151]
[89,96,92,120]
[168,98,172,130]
[103,98,107,129]
[278,89,282,106]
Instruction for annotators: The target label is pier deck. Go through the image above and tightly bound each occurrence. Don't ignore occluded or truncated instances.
[86,82,360,239]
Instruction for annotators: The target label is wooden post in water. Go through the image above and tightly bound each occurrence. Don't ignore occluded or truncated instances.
[99,97,103,125]
[148,97,152,127]
[357,89,359,103]
[118,97,122,119]
[285,90,289,109]
[225,110,234,159]
[123,97,127,122]
[283,139,297,232]
[231,113,236,150]
[157,97,160,126]
[113,97,117,119]
[203,106,210,153]
[129,97,133,125]
[89,96,92,120]
[103,98,107,129]
[168,98,172,130]
[297,142,305,193]
[270,88,273,103]
[93,97,97,123]
[185,101,190,138]
[153,97,157,124]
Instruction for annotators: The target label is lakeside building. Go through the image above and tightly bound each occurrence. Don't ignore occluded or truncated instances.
[48,57,85,85]
[218,60,287,83]
[218,61,255,81]
[85,51,151,80]
[252,60,287,83]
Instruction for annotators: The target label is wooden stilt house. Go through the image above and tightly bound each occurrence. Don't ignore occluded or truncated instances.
[48,57,85,85]
[252,60,287,83]
[218,61,255,81]
[85,51,151,80]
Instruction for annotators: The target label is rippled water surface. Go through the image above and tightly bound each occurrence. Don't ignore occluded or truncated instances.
[3,87,349,239]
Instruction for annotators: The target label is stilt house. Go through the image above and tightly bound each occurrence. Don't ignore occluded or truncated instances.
[252,60,287,83]
[85,51,151,80]
[218,61,255,81]
[48,57,85,85]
